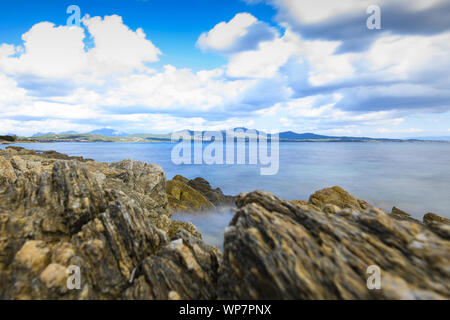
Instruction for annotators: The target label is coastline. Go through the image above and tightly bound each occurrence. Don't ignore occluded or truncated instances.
[0,146,449,300]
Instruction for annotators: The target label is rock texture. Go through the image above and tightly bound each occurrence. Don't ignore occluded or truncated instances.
[423,212,450,240]
[0,147,217,299]
[166,175,234,213]
[218,188,450,300]
[1,147,449,300]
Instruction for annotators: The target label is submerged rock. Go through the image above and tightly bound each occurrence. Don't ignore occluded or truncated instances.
[218,190,450,300]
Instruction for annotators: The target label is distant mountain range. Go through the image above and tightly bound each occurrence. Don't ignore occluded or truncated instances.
[32,128,128,137]
[410,136,450,141]
[17,127,428,143]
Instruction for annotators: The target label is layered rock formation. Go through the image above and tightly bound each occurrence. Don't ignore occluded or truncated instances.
[166,175,234,213]
[219,188,450,299]
[0,147,218,299]
[1,147,449,300]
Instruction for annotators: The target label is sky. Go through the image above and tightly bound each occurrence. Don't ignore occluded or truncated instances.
[0,0,449,138]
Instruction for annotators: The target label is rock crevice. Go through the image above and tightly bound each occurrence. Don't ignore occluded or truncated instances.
[1,147,449,300]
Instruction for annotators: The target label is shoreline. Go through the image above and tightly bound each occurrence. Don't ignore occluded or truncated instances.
[3,139,450,144]
[0,146,449,300]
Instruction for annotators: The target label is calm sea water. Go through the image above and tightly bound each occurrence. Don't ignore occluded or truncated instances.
[3,141,450,249]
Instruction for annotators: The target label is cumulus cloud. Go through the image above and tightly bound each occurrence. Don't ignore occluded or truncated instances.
[0,15,161,79]
[1,6,450,138]
[83,15,161,74]
[0,23,86,78]
[197,13,277,53]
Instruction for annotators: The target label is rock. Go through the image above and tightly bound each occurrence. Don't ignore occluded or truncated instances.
[166,178,215,213]
[309,186,371,211]
[218,190,450,300]
[2,147,449,301]
[0,155,17,183]
[186,177,234,207]
[166,175,235,213]
[0,147,207,300]
[123,230,221,300]
[424,212,450,226]
[13,240,51,274]
[391,207,421,223]
[423,213,450,240]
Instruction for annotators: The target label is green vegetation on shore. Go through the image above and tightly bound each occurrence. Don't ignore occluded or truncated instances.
[0,135,17,142]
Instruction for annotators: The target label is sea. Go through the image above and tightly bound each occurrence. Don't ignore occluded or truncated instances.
[3,141,450,249]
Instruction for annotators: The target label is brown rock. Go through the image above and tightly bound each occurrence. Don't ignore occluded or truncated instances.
[0,147,210,300]
[391,207,421,223]
[218,190,450,300]
[423,213,450,240]
[123,230,221,300]
[309,186,370,211]
[424,212,450,226]
[166,178,215,213]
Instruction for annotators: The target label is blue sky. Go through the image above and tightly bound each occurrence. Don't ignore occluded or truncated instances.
[0,0,277,70]
[0,0,449,137]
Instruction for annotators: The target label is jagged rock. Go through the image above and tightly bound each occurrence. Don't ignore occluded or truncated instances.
[309,186,371,211]
[2,146,450,301]
[424,212,450,226]
[123,230,221,300]
[423,213,450,240]
[391,207,421,223]
[166,175,234,213]
[166,177,215,213]
[186,177,234,207]
[0,147,207,299]
[218,190,450,300]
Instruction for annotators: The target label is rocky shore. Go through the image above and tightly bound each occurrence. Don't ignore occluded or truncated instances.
[0,146,449,299]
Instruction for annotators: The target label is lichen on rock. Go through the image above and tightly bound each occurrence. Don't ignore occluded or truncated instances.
[1,146,449,300]
[0,147,209,299]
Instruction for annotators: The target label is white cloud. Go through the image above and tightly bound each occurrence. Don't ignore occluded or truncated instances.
[83,15,161,74]
[226,29,301,78]
[376,128,423,134]
[0,15,161,79]
[197,13,276,53]
[364,32,450,81]
[1,8,449,138]
[272,0,446,24]
[0,74,27,105]
[0,23,86,78]
[226,28,355,84]
[100,65,256,112]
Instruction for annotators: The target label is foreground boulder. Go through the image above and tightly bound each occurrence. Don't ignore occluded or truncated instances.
[218,188,450,299]
[1,147,449,300]
[0,147,216,299]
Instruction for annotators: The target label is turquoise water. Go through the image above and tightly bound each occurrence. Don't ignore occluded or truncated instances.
[3,142,450,248]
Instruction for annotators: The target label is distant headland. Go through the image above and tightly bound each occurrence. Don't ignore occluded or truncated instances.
[1,128,450,144]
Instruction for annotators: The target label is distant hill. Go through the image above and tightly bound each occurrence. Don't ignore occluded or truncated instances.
[88,128,129,137]
[411,136,450,141]
[32,132,56,137]
[278,131,335,140]
[25,128,425,143]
